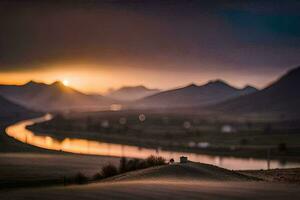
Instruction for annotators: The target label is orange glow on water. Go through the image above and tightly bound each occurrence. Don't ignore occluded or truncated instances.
[5,115,300,170]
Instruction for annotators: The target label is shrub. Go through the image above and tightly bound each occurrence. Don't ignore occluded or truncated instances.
[93,173,103,180]
[278,142,287,152]
[119,157,128,173]
[96,156,166,180]
[136,159,147,169]
[239,138,248,145]
[102,164,118,178]
[74,172,88,184]
[145,155,166,167]
[126,158,142,171]
[122,156,166,173]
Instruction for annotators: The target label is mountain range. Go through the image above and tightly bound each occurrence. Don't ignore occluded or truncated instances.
[0,65,299,116]
[0,81,114,112]
[212,66,300,117]
[133,80,257,108]
[107,86,160,101]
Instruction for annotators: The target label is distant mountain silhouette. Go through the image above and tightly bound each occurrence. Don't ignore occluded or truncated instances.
[0,95,30,119]
[213,66,300,117]
[134,80,258,108]
[107,86,160,101]
[0,81,114,111]
[239,85,258,95]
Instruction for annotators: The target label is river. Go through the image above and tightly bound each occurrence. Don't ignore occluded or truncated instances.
[5,114,300,170]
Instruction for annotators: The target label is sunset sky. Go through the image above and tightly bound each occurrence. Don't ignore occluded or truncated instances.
[1,0,300,94]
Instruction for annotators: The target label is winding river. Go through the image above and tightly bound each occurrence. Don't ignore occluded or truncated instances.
[5,114,300,170]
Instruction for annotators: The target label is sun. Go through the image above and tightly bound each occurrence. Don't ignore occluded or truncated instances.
[62,79,69,86]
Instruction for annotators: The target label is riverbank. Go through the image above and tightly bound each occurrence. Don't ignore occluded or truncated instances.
[28,126,300,163]
[1,121,300,193]
[2,115,300,192]
[27,111,300,163]
[0,113,48,153]
[0,118,119,190]
[0,152,119,189]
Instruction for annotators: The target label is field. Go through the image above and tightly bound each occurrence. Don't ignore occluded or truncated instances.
[0,119,119,189]
[29,110,300,161]
[0,153,119,189]
[1,162,300,200]
[1,116,300,199]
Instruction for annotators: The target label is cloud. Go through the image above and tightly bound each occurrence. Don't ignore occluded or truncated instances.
[0,0,299,78]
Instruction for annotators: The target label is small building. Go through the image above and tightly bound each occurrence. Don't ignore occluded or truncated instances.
[180,156,188,163]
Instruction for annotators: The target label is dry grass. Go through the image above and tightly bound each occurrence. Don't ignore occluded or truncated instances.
[239,168,300,184]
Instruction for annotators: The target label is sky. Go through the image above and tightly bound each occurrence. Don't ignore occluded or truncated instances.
[0,0,300,94]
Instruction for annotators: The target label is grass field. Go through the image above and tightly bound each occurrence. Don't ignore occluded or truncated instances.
[1,116,300,200]
[0,119,119,189]
[0,152,119,189]
[1,162,300,200]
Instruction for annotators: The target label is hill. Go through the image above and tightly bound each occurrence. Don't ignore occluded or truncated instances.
[107,162,256,182]
[107,86,160,101]
[2,162,300,200]
[0,95,31,119]
[213,66,300,118]
[134,80,257,108]
[0,81,114,112]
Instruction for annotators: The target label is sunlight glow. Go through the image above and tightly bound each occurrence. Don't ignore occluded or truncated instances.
[63,79,69,86]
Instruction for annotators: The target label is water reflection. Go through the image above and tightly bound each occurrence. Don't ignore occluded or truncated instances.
[5,114,300,170]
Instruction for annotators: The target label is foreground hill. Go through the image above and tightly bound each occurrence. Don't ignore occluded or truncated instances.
[0,81,114,112]
[107,85,160,101]
[134,80,257,108]
[107,162,256,182]
[213,66,300,118]
[1,162,299,200]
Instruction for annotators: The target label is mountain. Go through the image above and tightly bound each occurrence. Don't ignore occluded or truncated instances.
[134,80,258,108]
[213,66,300,117]
[0,95,31,119]
[0,81,114,112]
[107,86,160,101]
[239,85,258,95]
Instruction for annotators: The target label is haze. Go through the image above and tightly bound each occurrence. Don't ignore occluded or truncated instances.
[1,0,300,93]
